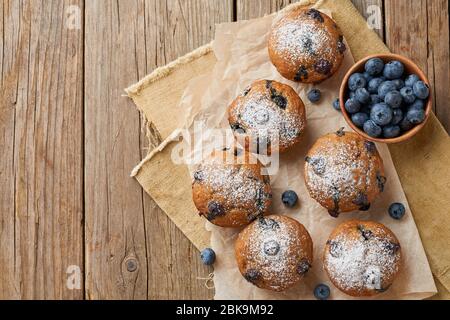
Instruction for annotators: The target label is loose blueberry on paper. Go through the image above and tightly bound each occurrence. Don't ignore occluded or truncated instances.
[389,203,406,220]
[346,58,429,138]
[308,88,321,103]
[332,98,341,111]
[282,190,298,208]
[200,248,216,265]
[314,284,331,300]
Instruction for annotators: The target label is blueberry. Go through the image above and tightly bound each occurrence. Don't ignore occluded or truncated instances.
[406,108,426,125]
[383,60,404,79]
[384,90,402,108]
[307,88,321,103]
[363,120,382,137]
[348,73,367,91]
[355,87,370,104]
[405,74,420,87]
[349,91,356,99]
[314,284,331,300]
[363,72,374,82]
[400,86,416,104]
[369,94,382,105]
[365,58,384,76]
[345,98,361,114]
[378,81,397,99]
[413,81,430,99]
[400,117,414,132]
[408,99,425,111]
[351,112,369,128]
[332,98,341,111]
[200,248,216,265]
[368,77,384,94]
[282,190,298,208]
[389,203,406,220]
[263,240,280,256]
[391,108,403,125]
[392,79,405,90]
[371,103,393,126]
[383,125,401,138]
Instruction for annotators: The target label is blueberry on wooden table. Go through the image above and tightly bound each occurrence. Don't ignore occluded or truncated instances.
[307,88,321,103]
[314,284,331,300]
[200,248,216,265]
[389,203,406,220]
[281,190,298,208]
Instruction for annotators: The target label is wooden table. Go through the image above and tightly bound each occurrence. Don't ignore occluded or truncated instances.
[0,0,448,299]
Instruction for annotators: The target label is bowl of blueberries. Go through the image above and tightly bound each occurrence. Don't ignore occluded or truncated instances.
[339,54,431,143]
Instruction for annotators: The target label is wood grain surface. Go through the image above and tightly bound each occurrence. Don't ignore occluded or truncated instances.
[0,0,84,299]
[0,0,449,300]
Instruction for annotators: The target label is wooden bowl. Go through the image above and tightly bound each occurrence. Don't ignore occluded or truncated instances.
[339,53,432,144]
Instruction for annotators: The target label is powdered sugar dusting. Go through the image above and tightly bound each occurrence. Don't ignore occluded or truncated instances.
[196,160,270,213]
[242,217,311,291]
[272,20,333,63]
[305,137,379,207]
[232,93,304,148]
[324,226,401,293]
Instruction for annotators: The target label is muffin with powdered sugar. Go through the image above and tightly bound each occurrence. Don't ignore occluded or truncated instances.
[304,129,386,217]
[323,220,402,297]
[268,7,346,83]
[228,80,306,154]
[192,148,272,228]
[235,215,313,292]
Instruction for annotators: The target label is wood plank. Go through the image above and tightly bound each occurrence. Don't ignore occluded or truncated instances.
[84,0,148,300]
[351,0,385,39]
[236,0,299,20]
[139,0,233,300]
[84,0,232,300]
[426,0,450,132]
[385,0,450,133]
[235,0,385,42]
[0,0,84,299]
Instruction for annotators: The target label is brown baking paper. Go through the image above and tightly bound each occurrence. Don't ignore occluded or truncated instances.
[171,5,436,300]
[126,0,449,299]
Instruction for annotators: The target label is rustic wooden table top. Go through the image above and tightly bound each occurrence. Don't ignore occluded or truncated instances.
[1,0,449,299]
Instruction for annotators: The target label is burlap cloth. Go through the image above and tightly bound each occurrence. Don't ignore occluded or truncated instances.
[126,0,450,299]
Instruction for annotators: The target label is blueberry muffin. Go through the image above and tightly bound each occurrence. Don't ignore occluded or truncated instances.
[304,129,386,217]
[192,148,272,227]
[228,80,306,154]
[268,7,346,83]
[235,215,313,291]
[323,220,402,297]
